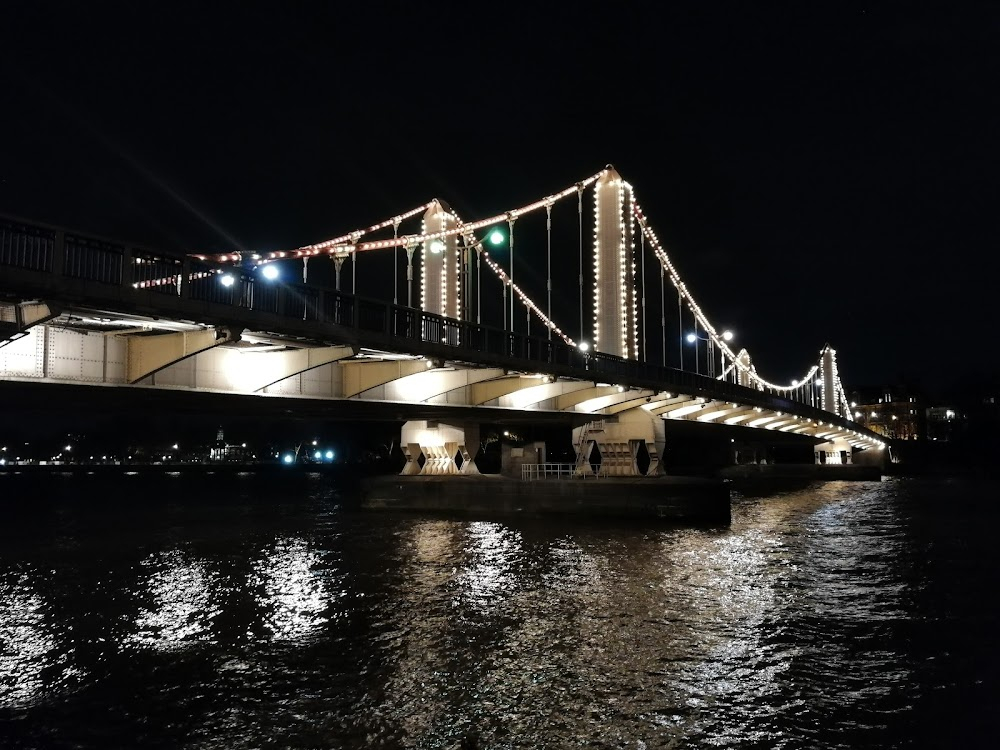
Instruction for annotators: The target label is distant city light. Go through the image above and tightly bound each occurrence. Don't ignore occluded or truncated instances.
[283,454,294,464]
[325,450,334,460]
[314,450,322,460]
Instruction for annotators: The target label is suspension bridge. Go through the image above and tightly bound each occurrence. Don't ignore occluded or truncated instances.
[0,165,885,476]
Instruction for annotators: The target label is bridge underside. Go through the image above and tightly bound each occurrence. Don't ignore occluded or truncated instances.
[0,305,884,475]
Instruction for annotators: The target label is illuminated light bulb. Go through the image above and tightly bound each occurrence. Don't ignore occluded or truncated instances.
[219,274,235,287]
[261,264,279,281]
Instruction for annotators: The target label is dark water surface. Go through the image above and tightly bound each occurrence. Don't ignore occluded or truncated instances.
[1,473,998,748]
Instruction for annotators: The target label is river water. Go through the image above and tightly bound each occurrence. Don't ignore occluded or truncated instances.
[1,473,997,748]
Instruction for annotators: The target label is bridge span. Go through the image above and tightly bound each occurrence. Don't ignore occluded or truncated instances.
[1,168,887,476]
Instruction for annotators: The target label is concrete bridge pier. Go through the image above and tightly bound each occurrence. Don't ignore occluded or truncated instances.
[814,439,854,465]
[400,420,480,476]
[573,409,665,476]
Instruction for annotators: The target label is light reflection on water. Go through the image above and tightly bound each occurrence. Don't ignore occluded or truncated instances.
[0,571,57,706]
[0,475,997,748]
[130,549,221,649]
[251,537,332,641]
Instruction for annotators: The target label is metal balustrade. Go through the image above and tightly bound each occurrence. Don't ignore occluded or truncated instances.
[64,235,124,285]
[521,463,585,480]
[0,219,53,271]
[134,252,183,295]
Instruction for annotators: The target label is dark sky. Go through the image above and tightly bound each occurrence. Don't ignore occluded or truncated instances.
[2,2,998,397]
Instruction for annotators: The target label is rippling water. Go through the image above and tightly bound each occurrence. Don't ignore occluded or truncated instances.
[1,473,998,748]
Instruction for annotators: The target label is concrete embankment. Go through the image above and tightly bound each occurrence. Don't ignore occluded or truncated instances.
[361,475,731,525]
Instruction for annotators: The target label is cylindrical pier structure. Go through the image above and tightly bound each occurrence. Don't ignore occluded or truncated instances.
[592,168,638,359]
[421,201,460,319]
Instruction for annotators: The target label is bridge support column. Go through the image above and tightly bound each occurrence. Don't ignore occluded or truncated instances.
[592,168,638,360]
[421,201,459,319]
[400,420,480,476]
[814,439,853,465]
[572,408,664,476]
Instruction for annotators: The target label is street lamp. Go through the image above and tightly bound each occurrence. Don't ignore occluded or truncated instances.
[462,226,506,327]
[685,329,734,377]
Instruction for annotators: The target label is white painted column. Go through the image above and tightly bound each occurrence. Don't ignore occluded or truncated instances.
[592,168,637,360]
[421,202,459,319]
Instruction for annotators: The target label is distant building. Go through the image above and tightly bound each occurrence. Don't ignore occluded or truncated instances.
[209,427,254,463]
[925,406,965,442]
[848,383,924,440]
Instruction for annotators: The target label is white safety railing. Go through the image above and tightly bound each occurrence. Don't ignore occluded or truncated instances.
[521,463,606,480]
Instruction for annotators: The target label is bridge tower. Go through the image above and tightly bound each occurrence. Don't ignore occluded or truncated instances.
[815,344,853,464]
[592,168,638,359]
[735,349,753,388]
[818,344,840,416]
[420,201,460,319]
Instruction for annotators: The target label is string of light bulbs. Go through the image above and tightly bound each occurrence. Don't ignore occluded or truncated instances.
[631,196,824,394]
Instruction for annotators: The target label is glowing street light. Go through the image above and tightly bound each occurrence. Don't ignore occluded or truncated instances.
[429,239,446,254]
[488,228,505,246]
[261,264,280,281]
[325,450,334,460]
[219,273,235,287]
[685,329,734,378]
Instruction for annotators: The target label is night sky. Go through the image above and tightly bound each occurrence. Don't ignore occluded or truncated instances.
[3,2,998,397]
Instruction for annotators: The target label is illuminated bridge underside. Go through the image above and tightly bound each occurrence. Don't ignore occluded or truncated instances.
[1,317,878,474]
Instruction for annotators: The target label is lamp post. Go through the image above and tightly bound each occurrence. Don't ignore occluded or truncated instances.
[460,227,506,327]
[685,328,734,377]
[507,217,515,333]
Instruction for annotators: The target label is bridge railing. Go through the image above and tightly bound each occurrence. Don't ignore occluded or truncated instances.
[134,251,183,295]
[64,234,125,285]
[1,218,54,272]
